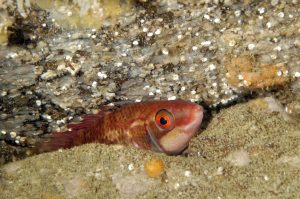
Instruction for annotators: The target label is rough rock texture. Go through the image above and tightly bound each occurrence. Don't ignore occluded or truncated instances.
[1,101,300,198]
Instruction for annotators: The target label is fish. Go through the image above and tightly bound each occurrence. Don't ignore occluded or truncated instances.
[37,100,204,155]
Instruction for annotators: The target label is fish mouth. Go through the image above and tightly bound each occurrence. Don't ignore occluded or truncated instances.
[146,126,165,153]
[146,126,190,155]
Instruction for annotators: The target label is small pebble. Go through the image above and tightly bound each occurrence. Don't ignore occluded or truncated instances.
[161,48,169,55]
[132,40,139,46]
[128,163,134,171]
[248,43,256,50]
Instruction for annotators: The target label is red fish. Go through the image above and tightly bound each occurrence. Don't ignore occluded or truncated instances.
[37,100,204,155]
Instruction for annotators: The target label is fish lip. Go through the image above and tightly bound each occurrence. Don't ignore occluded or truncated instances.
[146,126,165,153]
[146,126,188,155]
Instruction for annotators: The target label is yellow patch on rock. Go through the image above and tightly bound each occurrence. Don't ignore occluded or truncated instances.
[224,54,290,89]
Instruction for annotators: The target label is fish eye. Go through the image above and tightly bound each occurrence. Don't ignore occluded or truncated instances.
[155,109,174,130]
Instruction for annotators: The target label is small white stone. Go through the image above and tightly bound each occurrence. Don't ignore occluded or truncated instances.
[128,163,134,171]
[42,23,46,27]
[184,170,192,177]
[147,32,154,37]
[192,46,198,51]
[132,40,139,46]
[97,72,107,79]
[248,43,256,50]
[277,71,282,76]
[177,34,182,39]
[214,18,220,23]
[92,81,98,88]
[208,64,216,70]
[266,22,272,28]
[91,35,96,39]
[294,72,300,77]
[201,40,212,46]
[155,29,161,35]
[274,46,282,51]
[201,57,208,62]
[234,10,241,17]
[204,14,210,20]
[191,90,196,95]
[142,27,148,32]
[161,48,169,55]
[278,12,285,18]
[67,11,72,16]
[36,100,42,106]
[1,130,6,135]
[156,89,161,94]
[189,66,195,72]
[115,62,123,67]
[238,74,244,80]
[264,175,269,181]
[283,70,289,76]
[10,132,17,138]
[258,7,265,14]
[172,74,179,80]
[65,55,72,61]
[140,19,145,23]
[181,86,186,91]
[271,54,277,59]
[212,82,217,87]
[114,31,119,36]
[149,92,154,96]
[228,40,236,47]
[135,99,141,102]
[216,167,224,175]
[60,85,67,91]
[168,96,176,100]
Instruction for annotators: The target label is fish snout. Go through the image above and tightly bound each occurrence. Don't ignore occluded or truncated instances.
[186,104,203,134]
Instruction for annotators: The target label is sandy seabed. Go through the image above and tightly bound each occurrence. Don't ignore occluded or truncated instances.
[1,100,300,199]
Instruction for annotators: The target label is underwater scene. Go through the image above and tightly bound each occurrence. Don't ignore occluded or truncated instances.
[0,0,300,198]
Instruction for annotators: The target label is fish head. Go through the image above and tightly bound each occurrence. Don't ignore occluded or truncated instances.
[146,100,203,155]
